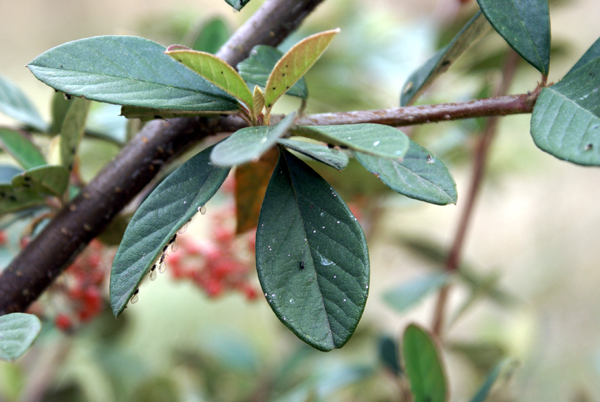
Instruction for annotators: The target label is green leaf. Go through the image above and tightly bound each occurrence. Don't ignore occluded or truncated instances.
[0,75,47,131]
[28,36,239,112]
[49,91,72,135]
[355,139,457,205]
[383,273,450,313]
[530,56,600,165]
[470,359,519,402]
[566,37,600,76]
[210,112,297,166]
[256,150,369,351]
[110,144,229,317]
[0,128,47,170]
[165,49,254,112]
[378,335,402,376]
[224,0,251,11]
[238,45,308,99]
[403,324,448,402]
[59,97,90,170]
[0,184,47,215]
[477,0,550,75]
[264,29,339,109]
[278,138,349,171]
[0,313,42,362]
[11,165,70,198]
[191,18,230,54]
[294,124,409,160]
[401,12,491,106]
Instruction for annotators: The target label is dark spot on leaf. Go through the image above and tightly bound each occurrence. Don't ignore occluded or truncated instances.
[441,60,450,67]
[133,289,139,295]
[60,65,63,68]
[63,93,71,100]
[54,89,59,93]
[23,176,31,182]
[586,143,593,151]
[272,87,276,90]
[286,86,290,90]
[71,147,76,154]
[267,104,272,108]
[300,261,305,269]
[220,71,224,74]
[169,233,177,244]
[8,195,16,201]
[282,73,286,77]
[327,143,334,149]
[68,164,73,171]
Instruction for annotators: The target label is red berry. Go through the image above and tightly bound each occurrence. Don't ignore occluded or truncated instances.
[55,314,72,331]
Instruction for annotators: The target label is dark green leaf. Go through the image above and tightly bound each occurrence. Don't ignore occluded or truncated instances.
[238,45,308,99]
[530,55,600,165]
[110,144,229,317]
[401,12,491,106]
[566,37,600,76]
[0,75,47,131]
[11,165,70,197]
[278,138,349,171]
[294,124,409,160]
[191,18,230,54]
[28,36,238,112]
[379,335,402,376]
[0,184,47,215]
[0,128,47,170]
[256,151,369,351]
[59,97,90,170]
[477,0,550,74]
[402,324,447,402]
[211,112,296,166]
[224,0,251,11]
[355,139,457,205]
[383,273,450,313]
[0,313,42,362]
[470,359,518,402]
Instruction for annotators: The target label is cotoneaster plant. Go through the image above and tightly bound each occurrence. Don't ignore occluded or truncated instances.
[0,0,599,398]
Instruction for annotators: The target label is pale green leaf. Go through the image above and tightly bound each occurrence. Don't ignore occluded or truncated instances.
[11,165,70,198]
[0,313,42,362]
[59,97,90,170]
[0,75,47,131]
[0,128,46,170]
[264,29,339,109]
[383,273,450,313]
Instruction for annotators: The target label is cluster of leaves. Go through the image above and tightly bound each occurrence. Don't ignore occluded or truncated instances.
[20,0,600,359]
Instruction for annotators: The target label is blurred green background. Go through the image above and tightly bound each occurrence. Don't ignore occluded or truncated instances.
[2,0,600,401]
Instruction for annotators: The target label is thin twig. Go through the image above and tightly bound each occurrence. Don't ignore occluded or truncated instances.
[431,50,521,337]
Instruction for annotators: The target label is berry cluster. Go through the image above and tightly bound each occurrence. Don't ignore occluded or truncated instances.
[50,240,112,332]
[165,201,258,300]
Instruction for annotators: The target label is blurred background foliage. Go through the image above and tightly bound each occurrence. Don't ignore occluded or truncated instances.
[1,0,600,401]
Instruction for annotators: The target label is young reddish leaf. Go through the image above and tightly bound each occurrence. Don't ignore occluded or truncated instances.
[235,147,279,233]
[166,49,254,113]
[264,29,339,110]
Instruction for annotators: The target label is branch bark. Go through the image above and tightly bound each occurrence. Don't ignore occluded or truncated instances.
[0,0,325,315]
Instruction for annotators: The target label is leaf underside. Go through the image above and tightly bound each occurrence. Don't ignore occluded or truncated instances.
[0,313,42,362]
[401,12,491,106]
[294,124,410,160]
[355,139,457,205]
[27,36,239,112]
[403,324,447,402]
[256,150,369,351]
[531,52,600,165]
[238,45,308,99]
[477,0,551,75]
[0,128,47,170]
[264,29,339,108]
[0,75,47,131]
[278,138,349,171]
[210,112,297,166]
[110,144,230,317]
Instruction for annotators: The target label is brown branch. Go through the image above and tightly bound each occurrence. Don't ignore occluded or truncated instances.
[295,93,536,127]
[0,0,326,315]
[431,50,521,337]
